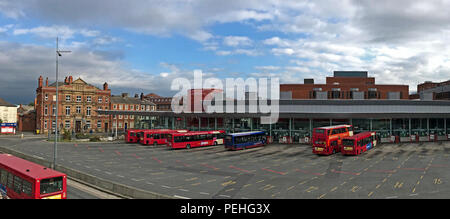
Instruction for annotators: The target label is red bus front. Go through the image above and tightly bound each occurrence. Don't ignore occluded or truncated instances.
[125,129,141,143]
[341,138,358,155]
[37,175,67,199]
[312,128,331,155]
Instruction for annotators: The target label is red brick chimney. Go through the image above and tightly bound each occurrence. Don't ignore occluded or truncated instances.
[69,76,73,84]
[45,77,49,87]
[38,76,43,88]
[103,82,109,90]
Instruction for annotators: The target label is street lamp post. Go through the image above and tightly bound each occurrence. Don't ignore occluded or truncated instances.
[53,37,71,169]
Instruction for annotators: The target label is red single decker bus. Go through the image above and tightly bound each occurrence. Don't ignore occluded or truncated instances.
[0,154,67,199]
[167,130,225,149]
[312,125,353,155]
[125,129,145,143]
[140,129,189,146]
[341,132,377,155]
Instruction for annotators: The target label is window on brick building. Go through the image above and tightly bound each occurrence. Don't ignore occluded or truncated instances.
[86,107,91,116]
[65,106,71,115]
[76,96,81,102]
[65,95,71,102]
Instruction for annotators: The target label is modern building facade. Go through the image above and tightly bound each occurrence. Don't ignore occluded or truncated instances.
[35,75,111,134]
[281,71,409,100]
[98,99,450,144]
[410,80,450,100]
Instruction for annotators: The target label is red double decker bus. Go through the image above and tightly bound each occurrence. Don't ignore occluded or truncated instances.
[140,129,189,146]
[341,132,377,155]
[125,129,145,143]
[312,125,353,155]
[166,130,225,149]
[0,154,67,199]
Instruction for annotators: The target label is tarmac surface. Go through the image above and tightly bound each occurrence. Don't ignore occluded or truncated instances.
[0,136,449,199]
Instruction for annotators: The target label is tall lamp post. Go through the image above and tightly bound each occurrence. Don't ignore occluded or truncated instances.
[53,37,71,169]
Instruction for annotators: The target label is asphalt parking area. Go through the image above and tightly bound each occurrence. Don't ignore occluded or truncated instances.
[1,137,449,199]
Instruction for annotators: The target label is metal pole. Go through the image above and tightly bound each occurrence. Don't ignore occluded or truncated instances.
[53,37,59,169]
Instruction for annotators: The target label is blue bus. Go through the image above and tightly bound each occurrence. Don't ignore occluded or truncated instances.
[224,131,267,150]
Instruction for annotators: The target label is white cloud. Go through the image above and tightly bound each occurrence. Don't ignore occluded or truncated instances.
[223,36,253,47]
[13,25,100,40]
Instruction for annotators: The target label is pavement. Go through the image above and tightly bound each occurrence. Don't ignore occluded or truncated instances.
[0,136,449,199]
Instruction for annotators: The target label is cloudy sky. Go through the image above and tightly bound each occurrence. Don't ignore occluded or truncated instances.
[1,0,450,104]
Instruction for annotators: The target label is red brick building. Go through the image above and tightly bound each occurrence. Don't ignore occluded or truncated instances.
[35,75,111,134]
[143,93,172,111]
[281,71,409,100]
[410,80,450,100]
[110,93,156,131]
[17,105,36,132]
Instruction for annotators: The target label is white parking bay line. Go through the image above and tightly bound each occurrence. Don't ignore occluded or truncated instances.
[174,195,190,199]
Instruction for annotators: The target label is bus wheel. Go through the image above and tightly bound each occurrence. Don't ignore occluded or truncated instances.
[154,142,158,146]
[214,141,218,146]
[186,144,191,149]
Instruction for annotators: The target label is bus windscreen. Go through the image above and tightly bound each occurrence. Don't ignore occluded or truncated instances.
[342,139,354,147]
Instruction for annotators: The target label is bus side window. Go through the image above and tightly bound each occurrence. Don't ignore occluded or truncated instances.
[7,172,14,188]
[22,180,32,196]
[0,169,7,185]
[13,176,22,194]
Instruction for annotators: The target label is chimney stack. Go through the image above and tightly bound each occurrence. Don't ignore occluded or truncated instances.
[103,82,109,91]
[68,76,73,84]
[38,76,43,88]
[45,77,49,87]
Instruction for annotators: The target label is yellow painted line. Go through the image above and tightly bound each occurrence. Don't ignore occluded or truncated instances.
[318,194,326,199]
[191,182,201,186]
[382,178,388,183]
[376,184,381,189]
[243,184,252,188]
[207,179,217,183]
[256,180,265,184]
[412,187,416,193]
[185,177,198,182]
[330,187,338,192]
[225,188,235,192]
[222,180,236,187]
[287,186,295,191]
[368,191,374,197]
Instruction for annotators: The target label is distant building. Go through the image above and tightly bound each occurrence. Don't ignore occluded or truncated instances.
[110,93,156,131]
[280,71,409,100]
[0,97,17,124]
[143,93,172,111]
[35,75,111,134]
[411,80,450,100]
[17,104,36,132]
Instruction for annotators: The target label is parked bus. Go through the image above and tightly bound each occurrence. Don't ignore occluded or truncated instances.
[341,132,377,155]
[312,125,353,155]
[224,131,267,150]
[140,129,189,146]
[0,154,67,199]
[125,129,145,143]
[167,130,225,149]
